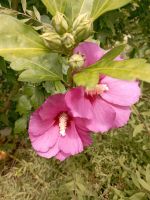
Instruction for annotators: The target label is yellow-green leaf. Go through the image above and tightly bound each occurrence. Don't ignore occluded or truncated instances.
[0,14,49,58]
[10,53,63,83]
[41,0,67,16]
[74,58,150,88]
[91,0,132,20]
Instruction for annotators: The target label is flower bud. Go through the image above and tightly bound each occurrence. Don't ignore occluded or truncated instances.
[52,12,69,35]
[69,54,85,69]
[62,33,75,49]
[73,14,93,42]
[73,13,88,30]
[41,32,62,51]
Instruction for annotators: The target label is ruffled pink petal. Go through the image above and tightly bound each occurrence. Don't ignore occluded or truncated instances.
[87,98,116,132]
[74,118,92,146]
[39,94,67,121]
[58,121,83,155]
[65,87,93,119]
[29,110,52,136]
[101,76,141,106]
[74,117,89,131]
[74,42,105,67]
[111,105,131,128]
[55,151,71,161]
[78,128,92,147]
[31,125,59,152]
[37,143,59,159]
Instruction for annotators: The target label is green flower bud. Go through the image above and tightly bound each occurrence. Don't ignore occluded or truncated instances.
[41,32,62,51]
[62,33,75,49]
[73,13,88,30]
[69,54,85,69]
[73,14,93,42]
[52,12,69,35]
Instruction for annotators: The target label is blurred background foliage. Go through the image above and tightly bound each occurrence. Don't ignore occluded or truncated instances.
[0,0,150,199]
[94,0,150,61]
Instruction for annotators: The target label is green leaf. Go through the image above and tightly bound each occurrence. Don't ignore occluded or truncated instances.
[31,88,44,109]
[0,14,49,58]
[75,71,99,88]
[65,0,131,22]
[43,81,55,94]
[78,0,95,16]
[91,0,132,20]
[10,53,63,83]
[100,44,125,62]
[41,0,67,16]
[74,58,150,88]
[16,95,32,115]
[54,81,66,93]
[65,0,95,21]
[129,192,145,200]
[14,116,28,134]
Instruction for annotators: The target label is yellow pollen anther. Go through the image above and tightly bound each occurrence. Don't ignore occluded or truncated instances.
[86,84,109,96]
[58,112,68,137]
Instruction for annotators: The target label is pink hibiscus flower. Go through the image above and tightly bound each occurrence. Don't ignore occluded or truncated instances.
[74,41,122,67]
[65,42,141,132]
[29,94,92,161]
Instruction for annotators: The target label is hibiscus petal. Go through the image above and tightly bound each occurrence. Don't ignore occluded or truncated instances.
[87,98,116,133]
[37,143,59,159]
[58,121,83,155]
[74,117,90,131]
[74,42,105,67]
[31,125,59,152]
[101,77,141,106]
[111,105,131,128]
[65,87,93,119]
[29,110,52,136]
[74,118,92,146]
[39,94,67,121]
[55,151,71,161]
[78,128,92,147]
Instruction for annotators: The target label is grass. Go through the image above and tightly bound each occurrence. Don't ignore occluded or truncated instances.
[0,83,150,200]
